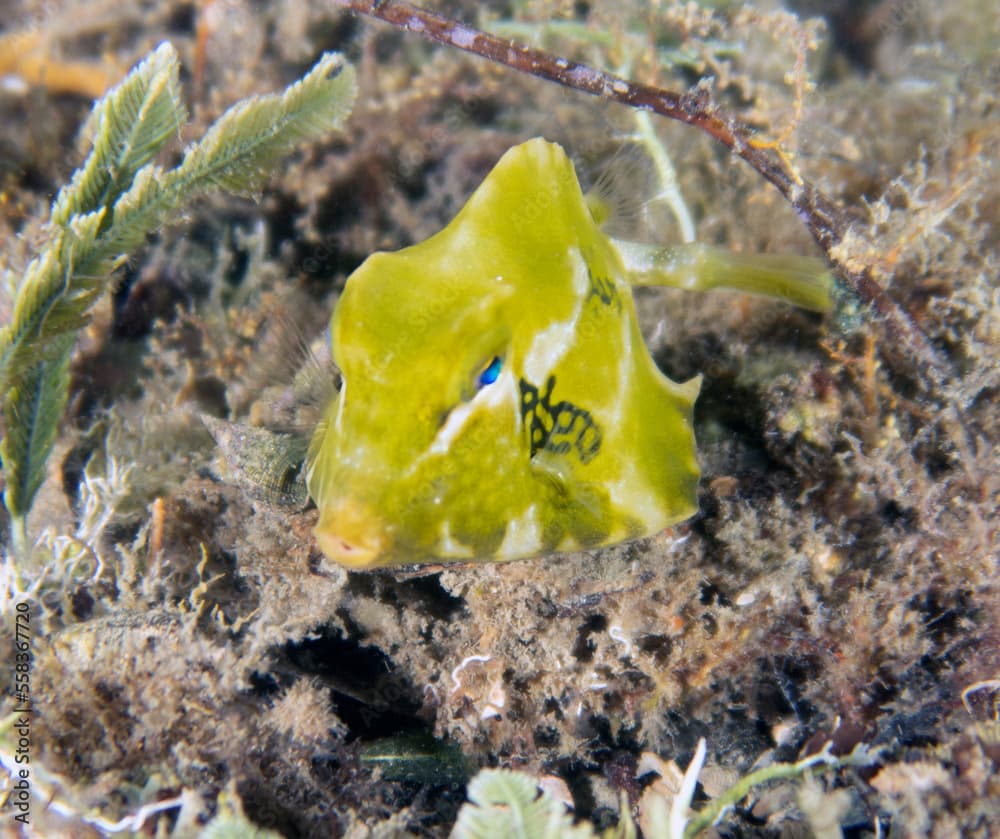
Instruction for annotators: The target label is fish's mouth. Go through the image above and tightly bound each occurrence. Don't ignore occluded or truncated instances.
[314,499,388,569]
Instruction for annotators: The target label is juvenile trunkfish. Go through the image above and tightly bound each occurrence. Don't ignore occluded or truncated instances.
[306,138,831,568]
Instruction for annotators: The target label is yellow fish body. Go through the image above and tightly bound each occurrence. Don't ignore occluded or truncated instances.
[306,139,830,568]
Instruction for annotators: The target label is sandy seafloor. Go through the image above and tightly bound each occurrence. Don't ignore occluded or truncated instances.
[0,1,998,836]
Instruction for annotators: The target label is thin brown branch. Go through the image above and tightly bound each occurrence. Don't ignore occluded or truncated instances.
[333,0,949,390]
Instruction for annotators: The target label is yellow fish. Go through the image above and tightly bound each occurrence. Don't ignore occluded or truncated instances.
[306,139,831,568]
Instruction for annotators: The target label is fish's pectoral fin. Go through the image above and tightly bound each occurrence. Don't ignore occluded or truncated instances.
[529,453,613,548]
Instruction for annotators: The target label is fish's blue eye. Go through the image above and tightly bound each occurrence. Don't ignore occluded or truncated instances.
[477,356,503,388]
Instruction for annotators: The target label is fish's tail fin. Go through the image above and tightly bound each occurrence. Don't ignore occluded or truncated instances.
[616,240,833,313]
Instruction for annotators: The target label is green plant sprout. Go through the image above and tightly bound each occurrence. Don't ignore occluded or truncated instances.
[677,738,880,837]
[0,42,356,560]
[449,737,880,839]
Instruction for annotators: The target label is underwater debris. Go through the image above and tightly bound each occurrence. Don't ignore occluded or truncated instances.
[0,29,121,99]
[202,415,310,509]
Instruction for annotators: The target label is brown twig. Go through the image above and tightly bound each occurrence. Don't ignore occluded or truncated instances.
[333,0,950,391]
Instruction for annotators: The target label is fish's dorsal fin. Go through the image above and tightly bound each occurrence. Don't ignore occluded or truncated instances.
[583,142,663,240]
